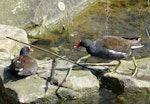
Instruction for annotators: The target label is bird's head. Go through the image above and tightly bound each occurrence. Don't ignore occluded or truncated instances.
[74,40,82,48]
[20,46,33,55]
[74,39,92,48]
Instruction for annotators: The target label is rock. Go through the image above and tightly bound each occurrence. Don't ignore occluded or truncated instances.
[101,57,150,95]
[0,24,28,60]
[37,59,99,89]
[1,55,150,103]
[56,88,82,100]
[61,70,99,90]
[4,75,58,103]
[2,59,99,103]
[0,76,19,104]
[0,0,97,36]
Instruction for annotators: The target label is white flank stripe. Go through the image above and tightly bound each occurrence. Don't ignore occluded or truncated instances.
[107,49,127,55]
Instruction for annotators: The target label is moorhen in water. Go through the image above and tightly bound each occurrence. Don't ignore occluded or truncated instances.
[9,46,38,76]
[75,35,144,76]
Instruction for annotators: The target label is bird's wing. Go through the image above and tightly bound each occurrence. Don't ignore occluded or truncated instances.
[100,36,132,53]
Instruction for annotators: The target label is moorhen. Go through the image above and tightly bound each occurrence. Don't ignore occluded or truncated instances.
[9,46,38,76]
[75,35,144,76]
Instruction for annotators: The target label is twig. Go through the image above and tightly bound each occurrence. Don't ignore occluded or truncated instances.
[50,59,57,85]
[79,63,116,66]
[55,67,72,98]
[6,36,75,63]
[6,37,113,70]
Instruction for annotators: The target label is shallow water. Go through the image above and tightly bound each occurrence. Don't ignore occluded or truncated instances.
[30,0,150,104]
[31,88,150,104]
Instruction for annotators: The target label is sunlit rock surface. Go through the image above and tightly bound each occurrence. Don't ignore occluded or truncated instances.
[0,57,150,103]
[2,59,99,103]
[0,24,28,59]
[0,0,97,36]
[102,57,150,94]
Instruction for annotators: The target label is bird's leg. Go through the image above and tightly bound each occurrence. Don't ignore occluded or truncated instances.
[76,54,91,63]
[131,56,137,76]
[113,60,121,72]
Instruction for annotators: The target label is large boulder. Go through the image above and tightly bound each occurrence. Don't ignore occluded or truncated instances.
[0,24,28,60]
[0,0,97,36]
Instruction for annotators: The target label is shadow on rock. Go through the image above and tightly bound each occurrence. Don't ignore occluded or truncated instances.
[100,76,124,95]
[0,76,19,104]
[3,66,26,84]
[90,68,110,79]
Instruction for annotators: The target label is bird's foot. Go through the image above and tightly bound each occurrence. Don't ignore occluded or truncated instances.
[76,54,91,63]
[129,67,138,77]
[105,69,117,74]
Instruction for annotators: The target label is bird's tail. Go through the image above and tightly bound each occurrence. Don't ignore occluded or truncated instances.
[122,37,144,49]
[122,36,141,43]
[131,44,144,49]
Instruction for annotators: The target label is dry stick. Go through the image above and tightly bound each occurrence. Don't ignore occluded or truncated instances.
[6,36,115,68]
[6,36,112,97]
[55,67,72,98]
[79,63,116,66]
[6,36,74,63]
[49,59,57,85]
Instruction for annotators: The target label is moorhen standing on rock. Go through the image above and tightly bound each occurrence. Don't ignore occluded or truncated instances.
[9,46,38,77]
[75,35,144,76]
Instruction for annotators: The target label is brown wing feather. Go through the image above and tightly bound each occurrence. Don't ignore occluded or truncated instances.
[19,55,37,71]
[102,36,132,53]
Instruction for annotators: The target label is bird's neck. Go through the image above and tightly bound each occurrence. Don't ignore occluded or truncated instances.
[20,52,29,55]
[85,44,96,55]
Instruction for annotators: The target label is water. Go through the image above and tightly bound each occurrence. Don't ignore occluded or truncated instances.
[31,0,150,61]
[29,0,150,104]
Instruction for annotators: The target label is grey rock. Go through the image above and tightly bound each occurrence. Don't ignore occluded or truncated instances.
[102,57,150,94]
[2,59,99,103]
[1,57,150,103]
[0,0,97,36]
[0,24,28,60]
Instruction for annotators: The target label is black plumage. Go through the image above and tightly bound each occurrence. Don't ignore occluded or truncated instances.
[9,46,38,76]
[75,35,143,76]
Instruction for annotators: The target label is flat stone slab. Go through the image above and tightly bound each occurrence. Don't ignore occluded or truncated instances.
[2,59,99,103]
